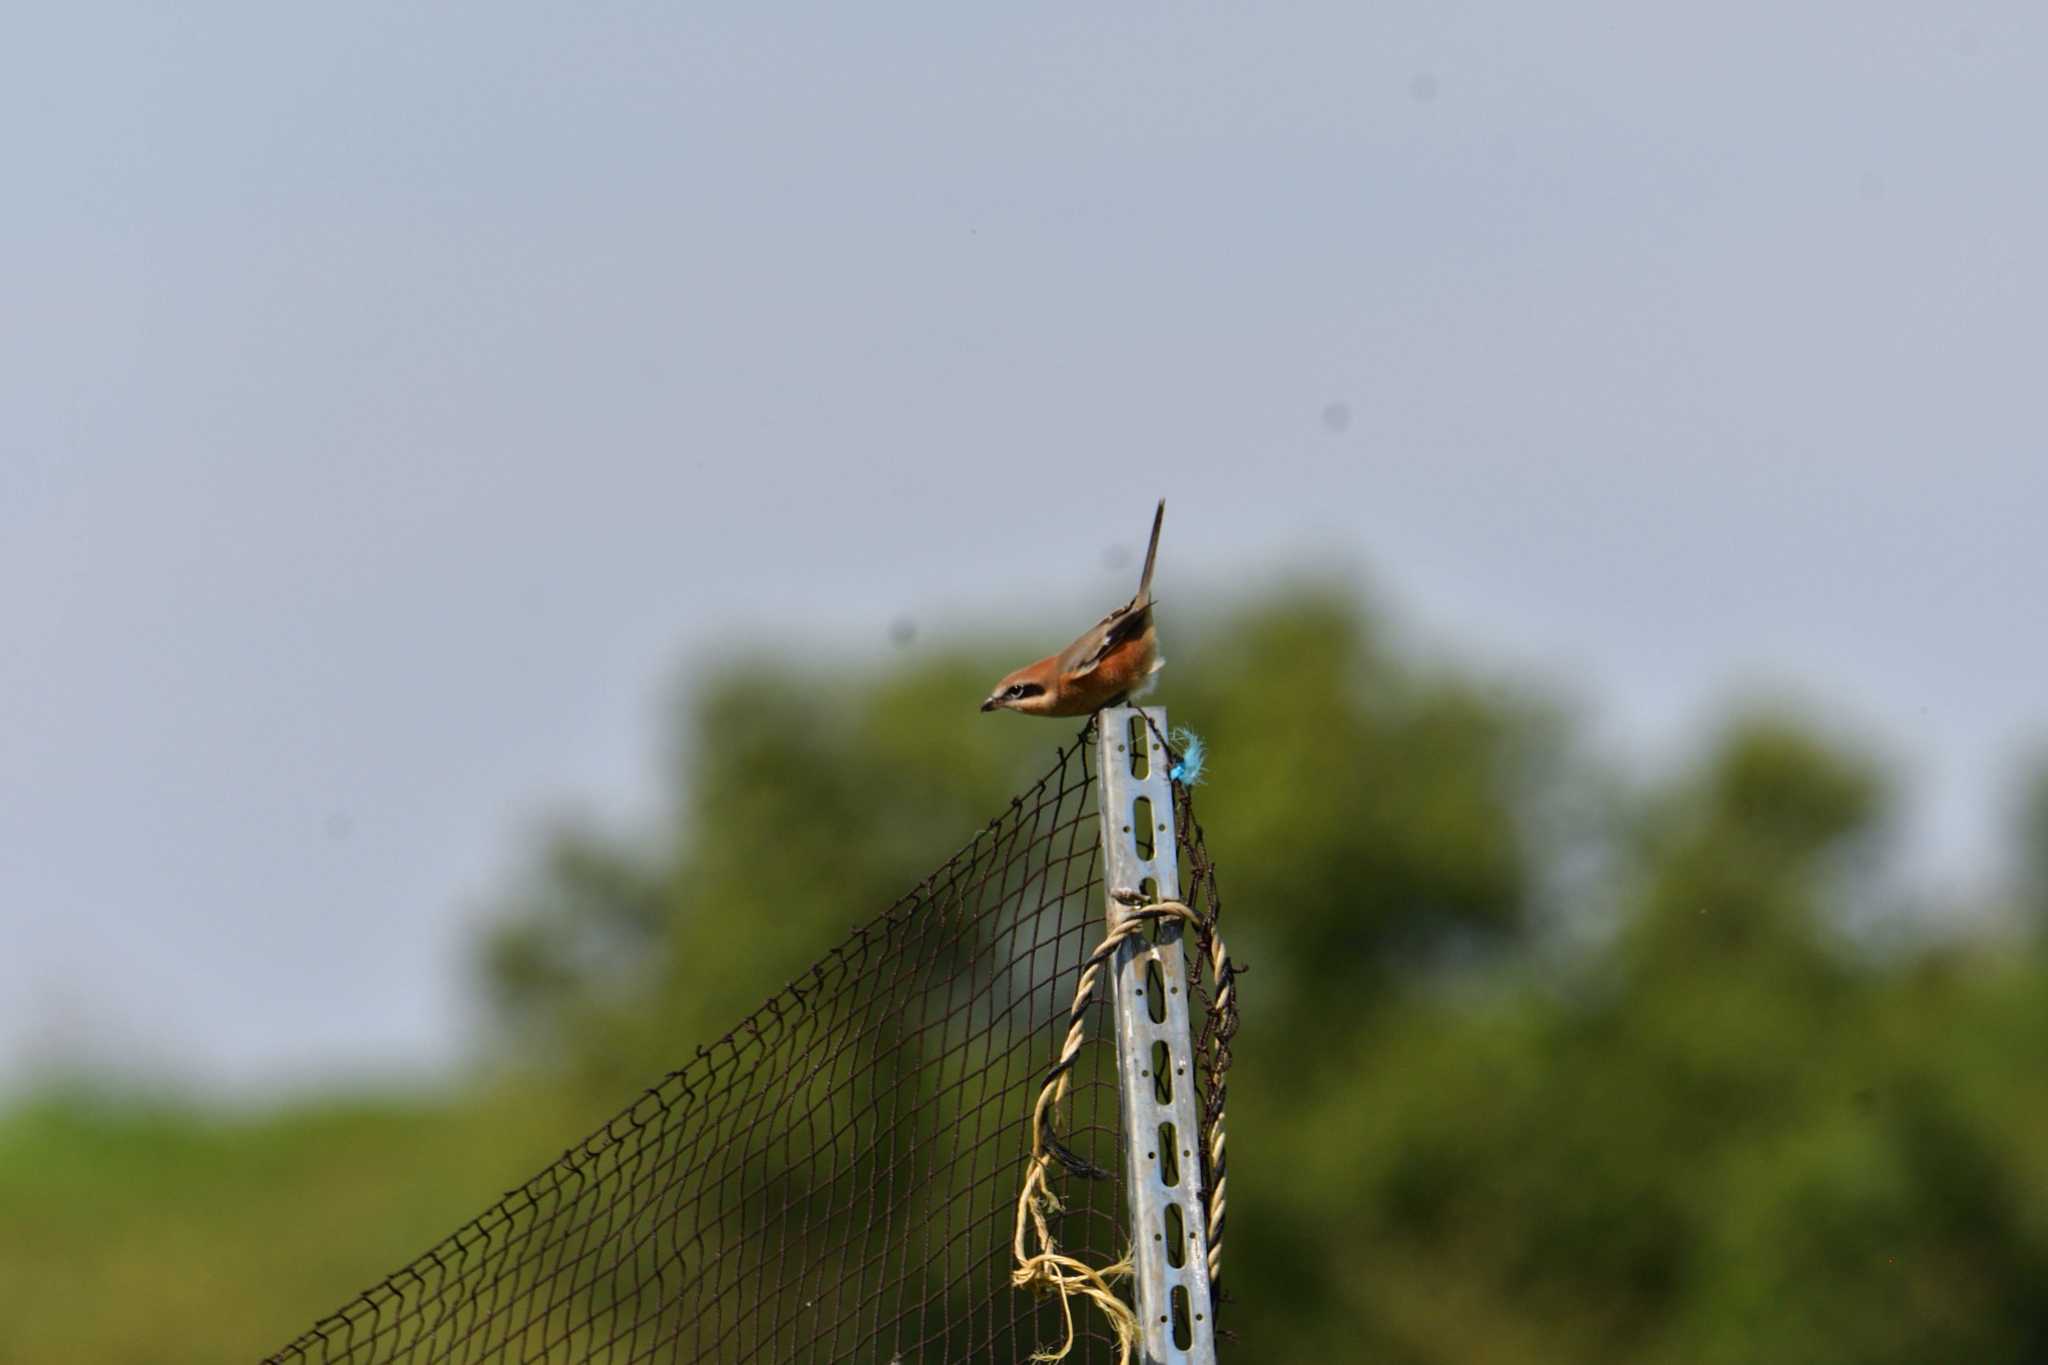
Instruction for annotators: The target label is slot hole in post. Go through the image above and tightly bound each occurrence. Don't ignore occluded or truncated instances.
[1144,961,1167,1024]
[1171,1286,1193,1349]
[1151,1042,1172,1104]
[1131,797,1155,860]
[1138,876,1165,941]
[1126,715,1149,778]
[1158,1123,1180,1187]
[1163,1202,1186,1267]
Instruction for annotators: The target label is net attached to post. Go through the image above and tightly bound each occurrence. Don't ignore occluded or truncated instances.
[265,724,1235,1365]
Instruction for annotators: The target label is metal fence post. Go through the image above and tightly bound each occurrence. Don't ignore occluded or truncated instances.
[1095,705,1218,1365]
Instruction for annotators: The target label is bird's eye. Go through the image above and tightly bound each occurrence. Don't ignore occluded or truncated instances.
[1006,684,1025,698]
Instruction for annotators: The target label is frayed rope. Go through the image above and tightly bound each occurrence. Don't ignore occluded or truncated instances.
[1011,895,1233,1363]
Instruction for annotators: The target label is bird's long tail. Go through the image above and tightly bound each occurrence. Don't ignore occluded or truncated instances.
[1136,498,1165,603]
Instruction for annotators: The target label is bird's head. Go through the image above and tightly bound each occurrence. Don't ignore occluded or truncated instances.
[980,659,1058,715]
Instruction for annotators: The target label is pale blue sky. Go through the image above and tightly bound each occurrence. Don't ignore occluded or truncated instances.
[4,3,2043,1094]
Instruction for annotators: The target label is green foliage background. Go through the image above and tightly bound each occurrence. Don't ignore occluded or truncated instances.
[7,585,2048,1363]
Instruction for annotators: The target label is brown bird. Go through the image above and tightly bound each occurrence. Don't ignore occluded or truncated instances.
[981,500,1166,717]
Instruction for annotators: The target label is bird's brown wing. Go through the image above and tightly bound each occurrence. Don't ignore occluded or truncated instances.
[1056,597,1153,681]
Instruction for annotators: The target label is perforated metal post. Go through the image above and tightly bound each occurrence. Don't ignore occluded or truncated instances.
[1095,705,1218,1365]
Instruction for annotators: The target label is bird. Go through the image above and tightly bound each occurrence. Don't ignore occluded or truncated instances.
[981,500,1166,717]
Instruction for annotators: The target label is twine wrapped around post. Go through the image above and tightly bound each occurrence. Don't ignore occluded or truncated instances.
[1011,897,1235,1364]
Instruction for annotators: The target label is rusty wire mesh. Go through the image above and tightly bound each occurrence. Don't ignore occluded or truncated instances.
[265,725,1234,1365]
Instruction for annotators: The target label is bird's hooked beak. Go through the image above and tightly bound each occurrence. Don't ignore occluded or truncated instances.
[979,694,1002,713]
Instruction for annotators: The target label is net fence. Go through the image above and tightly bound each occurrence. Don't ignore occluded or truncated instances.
[265,723,1235,1365]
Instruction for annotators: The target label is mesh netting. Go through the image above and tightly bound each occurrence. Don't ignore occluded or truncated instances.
[265,724,1233,1365]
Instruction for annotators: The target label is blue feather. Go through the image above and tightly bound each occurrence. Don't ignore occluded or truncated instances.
[1168,727,1206,786]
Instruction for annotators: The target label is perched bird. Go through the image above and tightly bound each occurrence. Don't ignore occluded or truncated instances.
[981,500,1166,717]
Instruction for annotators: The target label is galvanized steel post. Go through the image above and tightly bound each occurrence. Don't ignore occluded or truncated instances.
[1095,705,1218,1365]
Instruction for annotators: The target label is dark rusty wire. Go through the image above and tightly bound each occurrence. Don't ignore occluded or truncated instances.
[265,725,1235,1365]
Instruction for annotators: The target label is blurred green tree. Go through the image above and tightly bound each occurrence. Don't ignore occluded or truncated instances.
[2011,758,2048,934]
[393,593,2048,1361]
